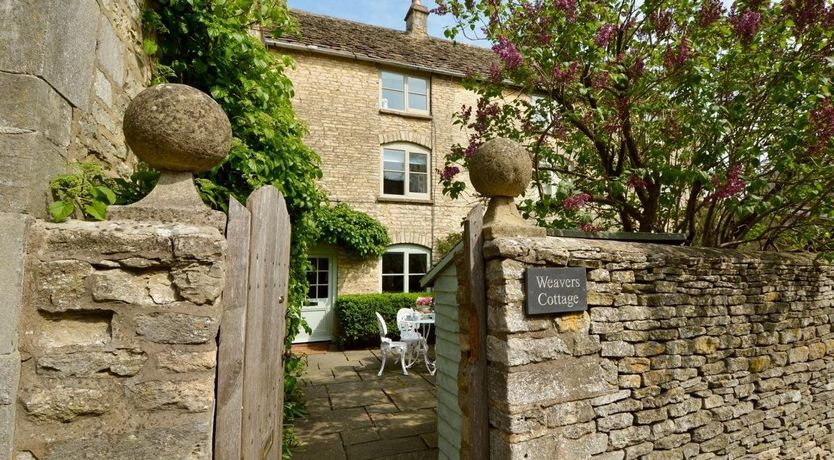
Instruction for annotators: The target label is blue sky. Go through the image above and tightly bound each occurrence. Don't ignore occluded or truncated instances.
[286,0,488,47]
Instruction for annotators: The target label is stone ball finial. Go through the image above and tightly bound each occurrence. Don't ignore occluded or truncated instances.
[123,84,232,172]
[468,138,532,198]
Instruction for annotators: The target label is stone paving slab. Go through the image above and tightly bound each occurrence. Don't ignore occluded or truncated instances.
[293,348,438,460]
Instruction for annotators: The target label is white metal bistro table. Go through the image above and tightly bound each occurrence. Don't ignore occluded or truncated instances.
[402,312,436,375]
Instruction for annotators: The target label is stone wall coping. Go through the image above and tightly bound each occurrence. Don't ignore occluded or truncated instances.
[485,236,823,266]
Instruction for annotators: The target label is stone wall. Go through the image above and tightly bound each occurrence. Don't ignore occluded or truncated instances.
[0,0,150,216]
[484,236,834,459]
[0,2,149,453]
[13,219,225,459]
[279,50,480,293]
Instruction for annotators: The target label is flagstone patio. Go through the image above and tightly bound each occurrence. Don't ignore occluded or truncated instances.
[292,347,438,460]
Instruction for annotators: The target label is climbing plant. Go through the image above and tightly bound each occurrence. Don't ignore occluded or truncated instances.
[317,203,390,258]
[142,0,324,455]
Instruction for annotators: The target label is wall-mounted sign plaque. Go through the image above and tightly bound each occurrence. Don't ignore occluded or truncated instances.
[526,267,588,315]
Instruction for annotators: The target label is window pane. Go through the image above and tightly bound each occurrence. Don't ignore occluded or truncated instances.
[409,253,428,274]
[319,258,328,271]
[317,271,328,284]
[383,149,405,171]
[307,285,316,299]
[306,271,316,285]
[409,173,427,194]
[408,93,427,111]
[317,285,328,299]
[384,171,405,195]
[382,252,404,274]
[409,153,427,173]
[383,275,405,292]
[408,275,423,293]
[382,71,404,90]
[408,77,427,94]
[382,89,404,111]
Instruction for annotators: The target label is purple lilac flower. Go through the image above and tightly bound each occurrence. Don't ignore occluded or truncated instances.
[594,24,617,47]
[429,0,449,15]
[554,0,577,22]
[650,10,672,36]
[592,71,609,89]
[810,97,834,155]
[783,0,825,31]
[552,61,579,83]
[489,63,503,84]
[440,165,461,181]
[627,175,647,189]
[730,9,762,43]
[563,193,591,210]
[698,0,724,27]
[493,36,524,71]
[663,38,690,71]
[711,165,746,200]
[461,105,473,124]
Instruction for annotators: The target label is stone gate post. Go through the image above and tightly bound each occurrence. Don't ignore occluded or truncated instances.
[12,84,232,459]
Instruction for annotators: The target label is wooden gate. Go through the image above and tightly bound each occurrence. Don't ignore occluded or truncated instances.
[215,185,291,460]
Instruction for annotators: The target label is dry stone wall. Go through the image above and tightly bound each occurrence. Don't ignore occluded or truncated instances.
[0,0,150,217]
[484,236,834,460]
[14,219,225,459]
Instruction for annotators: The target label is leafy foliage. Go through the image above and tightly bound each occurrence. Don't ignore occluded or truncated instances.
[317,203,390,258]
[48,162,158,222]
[436,231,463,256]
[143,1,325,454]
[437,0,834,252]
[335,292,431,348]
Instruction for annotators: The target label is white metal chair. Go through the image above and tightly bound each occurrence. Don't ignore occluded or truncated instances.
[376,312,410,376]
[396,308,424,368]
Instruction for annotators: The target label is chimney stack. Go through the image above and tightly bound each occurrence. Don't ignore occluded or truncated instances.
[405,0,429,38]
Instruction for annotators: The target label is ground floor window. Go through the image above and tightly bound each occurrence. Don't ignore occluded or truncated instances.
[306,257,330,303]
[381,244,430,292]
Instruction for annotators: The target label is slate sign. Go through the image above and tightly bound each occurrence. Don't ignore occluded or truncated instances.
[526,267,588,315]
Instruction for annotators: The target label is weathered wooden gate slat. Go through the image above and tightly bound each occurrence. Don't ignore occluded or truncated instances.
[215,198,251,459]
[243,186,290,460]
[215,185,290,460]
[462,204,488,460]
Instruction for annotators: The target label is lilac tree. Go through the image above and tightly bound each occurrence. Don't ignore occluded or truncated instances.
[437,0,834,251]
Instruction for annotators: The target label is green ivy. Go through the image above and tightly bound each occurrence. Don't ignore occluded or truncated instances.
[48,162,158,222]
[142,1,324,455]
[317,203,390,258]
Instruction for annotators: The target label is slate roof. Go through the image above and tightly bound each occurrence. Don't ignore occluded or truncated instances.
[266,9,498,78]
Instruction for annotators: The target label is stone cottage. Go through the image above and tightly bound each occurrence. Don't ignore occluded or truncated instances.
[266,1,497,342]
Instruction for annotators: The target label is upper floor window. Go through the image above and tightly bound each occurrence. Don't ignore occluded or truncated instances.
[380,71,429,113]
[381,143,430,199]
[382,244,430,293]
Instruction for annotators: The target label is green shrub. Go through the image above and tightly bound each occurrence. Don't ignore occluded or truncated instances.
[335,292,430,348]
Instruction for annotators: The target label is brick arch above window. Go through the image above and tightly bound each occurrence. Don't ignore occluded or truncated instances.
[389,230,433,250]
[378,131,431,150]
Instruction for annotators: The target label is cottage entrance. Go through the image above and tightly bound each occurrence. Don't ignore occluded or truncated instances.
[295,254,336,343]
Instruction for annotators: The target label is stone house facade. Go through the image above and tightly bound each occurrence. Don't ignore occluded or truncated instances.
[267,1,497,341]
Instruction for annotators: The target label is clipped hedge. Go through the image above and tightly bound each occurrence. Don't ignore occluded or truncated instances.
[335,292,430,348]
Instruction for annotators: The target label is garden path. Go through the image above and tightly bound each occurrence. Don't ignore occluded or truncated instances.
[292,347,438,460]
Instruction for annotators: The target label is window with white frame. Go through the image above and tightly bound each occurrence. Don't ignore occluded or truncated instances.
[380,70,429,113]
[381,244,430,293]
[381,143,430,198]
